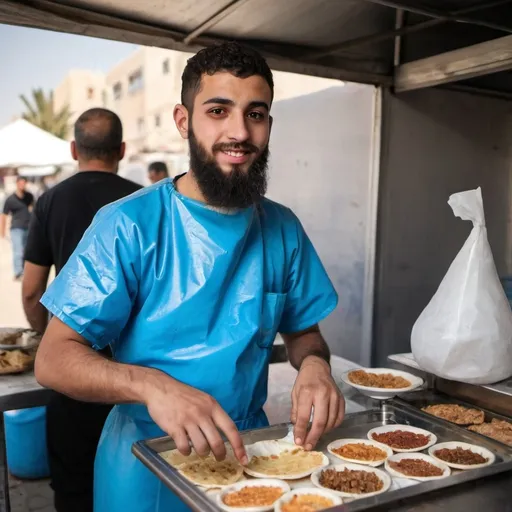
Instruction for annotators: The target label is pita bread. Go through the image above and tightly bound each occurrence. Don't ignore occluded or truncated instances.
[160,448,202,468]
[178,457,243,486]
[247,447,325,476]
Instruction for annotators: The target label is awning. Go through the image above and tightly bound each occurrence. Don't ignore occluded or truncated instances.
[0,118,75,168]
[1,1,512,97]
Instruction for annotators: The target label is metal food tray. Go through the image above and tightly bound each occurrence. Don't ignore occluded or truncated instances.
[388,353,512,417]
[396,389,512,447]
[132,401,512,511]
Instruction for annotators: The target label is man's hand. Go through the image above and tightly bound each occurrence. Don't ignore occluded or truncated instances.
[144,376,248,465]
[291,356,345,450]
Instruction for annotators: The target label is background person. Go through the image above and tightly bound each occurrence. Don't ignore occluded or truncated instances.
[23,108,142,512]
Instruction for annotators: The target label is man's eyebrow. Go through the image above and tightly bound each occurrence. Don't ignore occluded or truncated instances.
[202,98,270,111]
[203,97,234,106]
[248,101,269,111]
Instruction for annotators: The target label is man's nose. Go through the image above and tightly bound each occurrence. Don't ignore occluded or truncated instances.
[226,112,250,142]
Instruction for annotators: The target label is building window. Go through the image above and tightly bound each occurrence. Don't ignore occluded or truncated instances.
[128,68,144,94]
[113,82,122,100]
[162,59,170,74]
[137,117,144,133]
[87,87,94,100]
[155,114,161,127]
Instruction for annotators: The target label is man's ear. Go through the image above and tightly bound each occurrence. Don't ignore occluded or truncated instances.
[70,141,78,161]
[269,115,273,136]
[174,104,190,140]
[119,142,126,161]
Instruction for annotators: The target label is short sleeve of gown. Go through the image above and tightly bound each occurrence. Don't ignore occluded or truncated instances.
[40,205,140,350]
[278,212,338,334]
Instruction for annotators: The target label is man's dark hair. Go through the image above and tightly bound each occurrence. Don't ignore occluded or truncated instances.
[181,42,274,111]
[16,176,27,182]
[74,108,123,161]
[148,161,169,175]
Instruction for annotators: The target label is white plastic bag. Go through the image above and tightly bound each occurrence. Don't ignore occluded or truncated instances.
[411,187,512,385]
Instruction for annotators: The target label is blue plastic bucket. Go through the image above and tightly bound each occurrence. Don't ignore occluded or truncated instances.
[4,406,50,479]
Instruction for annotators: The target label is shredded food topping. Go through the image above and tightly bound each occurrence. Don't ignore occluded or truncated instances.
[348,370,411,389]
[388,458,443,477]
[319,468,383,494]
[281,494,334,512]
[372,430,430,449]
[434,447,487,465]
[222,486,284,507]
[422,404,484,425]
[332,443,387,461]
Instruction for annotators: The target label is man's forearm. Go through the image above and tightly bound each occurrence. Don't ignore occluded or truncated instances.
[281,325,331,371]
[35,322,163,405]
[23,299,48,334]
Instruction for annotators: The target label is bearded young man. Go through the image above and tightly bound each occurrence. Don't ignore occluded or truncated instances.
[34,42,344,512]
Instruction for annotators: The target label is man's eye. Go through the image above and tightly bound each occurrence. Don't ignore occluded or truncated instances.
[209,108,225,115]
[248,111,264,120]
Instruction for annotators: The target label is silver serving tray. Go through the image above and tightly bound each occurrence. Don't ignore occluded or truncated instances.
[388,353,512,417]
[132,401,512,511]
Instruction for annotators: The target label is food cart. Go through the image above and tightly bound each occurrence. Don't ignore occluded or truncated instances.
[1,0,511,510]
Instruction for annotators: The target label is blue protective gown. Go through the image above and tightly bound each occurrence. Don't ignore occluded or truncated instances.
[41,178,338,512]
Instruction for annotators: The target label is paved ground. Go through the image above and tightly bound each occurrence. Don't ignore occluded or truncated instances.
[0,236,55,511]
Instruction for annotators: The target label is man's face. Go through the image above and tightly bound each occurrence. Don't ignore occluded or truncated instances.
[16,179,27,192]
[148,170,164,185]
[184,72,272,208]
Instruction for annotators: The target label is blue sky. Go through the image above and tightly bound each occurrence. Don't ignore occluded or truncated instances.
[0,24,139,126]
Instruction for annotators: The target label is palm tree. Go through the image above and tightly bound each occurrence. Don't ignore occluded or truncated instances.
[20,88,71,139]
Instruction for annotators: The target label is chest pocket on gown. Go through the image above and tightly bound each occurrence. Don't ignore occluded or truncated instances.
[258,292,287,348]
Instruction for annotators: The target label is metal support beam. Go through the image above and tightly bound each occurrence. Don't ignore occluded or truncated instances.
[393,9,405,67]
[395,34,512,92]
[304,0,512,59]
[183,0,252,45]
[358,0,512,34]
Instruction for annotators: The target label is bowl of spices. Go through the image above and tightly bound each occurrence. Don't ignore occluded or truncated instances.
[342,368,423,400]
[385,453,451,481]
[327,438,392,467]
[311,463,391,499]
[367,425,437,452]
[275,488,342,512]
[217,479,290,512]
[428,442,495,470]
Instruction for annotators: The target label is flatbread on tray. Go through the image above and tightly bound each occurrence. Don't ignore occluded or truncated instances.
[160,448,244,488]
[245,441,328,479]
[178,458,244,487]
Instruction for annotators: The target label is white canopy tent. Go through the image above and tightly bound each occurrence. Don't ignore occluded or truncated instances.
[0,119,75,168]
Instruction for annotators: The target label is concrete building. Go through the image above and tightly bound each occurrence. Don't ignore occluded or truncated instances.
[53,69,106,140]
[104,47,191,157]
[54,46,343,162]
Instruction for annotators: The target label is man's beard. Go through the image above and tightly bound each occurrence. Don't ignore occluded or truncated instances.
[188,129,268,209]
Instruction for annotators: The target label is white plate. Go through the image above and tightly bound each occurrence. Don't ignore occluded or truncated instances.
[244,441,329,480]
[428,442,496,470]
[310,463,391,499]
[367,424,437,453]
[216,479,290,512]
[341,368,423,400]
[385,452,451,481]
[327,438,392,467]
[274,488,342,512]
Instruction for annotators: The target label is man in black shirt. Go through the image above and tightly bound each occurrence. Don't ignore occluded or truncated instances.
[0,176,34,280]
[23,108,141,512]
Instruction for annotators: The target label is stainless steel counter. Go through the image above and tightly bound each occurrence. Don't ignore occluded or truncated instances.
[134,400,512,512]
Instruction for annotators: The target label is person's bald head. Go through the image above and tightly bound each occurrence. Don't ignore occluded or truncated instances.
[72,108,126,171]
